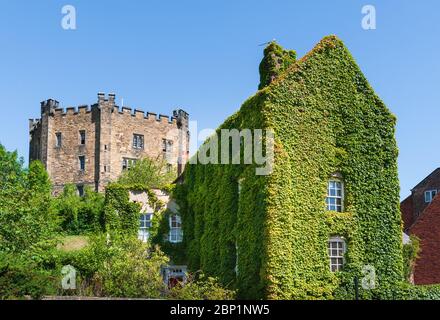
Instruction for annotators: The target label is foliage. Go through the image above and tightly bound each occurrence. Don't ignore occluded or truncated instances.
[54,185,104,234]
[151,207,186,265]
[64,233,168,298]
[168,273,236,300]
[403,235,420,282]
[176,36,404,299]
[0,252,57,299]
[258,41,296,90]
[0,145,57,254]
[117,156,176,189]
[57,233,234,299]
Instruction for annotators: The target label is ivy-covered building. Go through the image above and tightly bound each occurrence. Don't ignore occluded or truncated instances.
[169,36,404,299]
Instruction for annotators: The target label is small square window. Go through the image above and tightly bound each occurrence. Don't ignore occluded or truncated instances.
[425,190,437,203]
[162,139,173,152]
[133,134,144,150]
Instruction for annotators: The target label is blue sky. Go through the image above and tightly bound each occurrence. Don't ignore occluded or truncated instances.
[0,0,438,198]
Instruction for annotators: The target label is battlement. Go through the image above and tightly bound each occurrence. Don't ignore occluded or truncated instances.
[113,105,177,124]
[38,93,184,126]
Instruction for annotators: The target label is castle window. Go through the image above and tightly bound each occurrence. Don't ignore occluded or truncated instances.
[55,132,62,147]
[122,158,137,170]
[328,236,346,272]
[169,215,183,243]
[77,185,84,197]
[79,130,86,145]
[326,179,344,212]
[425,190,437,203]
[162,139,173,153]
[138,213,152,242]
[133,134,144,150]
[79,156,85,171]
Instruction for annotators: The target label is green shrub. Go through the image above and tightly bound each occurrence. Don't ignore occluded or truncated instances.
[0,252,57,299]
[58,233,168,298]
[168,273,236,300]
[54,185,105,234]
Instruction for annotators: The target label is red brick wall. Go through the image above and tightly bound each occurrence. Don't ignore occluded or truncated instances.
[409,194,440,285]
[401,195,414,232]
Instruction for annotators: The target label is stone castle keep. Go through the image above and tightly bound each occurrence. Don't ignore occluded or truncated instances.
[29,93,189,194]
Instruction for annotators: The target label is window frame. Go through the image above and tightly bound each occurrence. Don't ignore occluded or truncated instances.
[425,190,437,203]
[79,130,86,145]
[79,155,86,171]
[138,213,153,242]
[326,179,344,212]
[328,236,346,272]
[169,214,183,243]
[162,138,173,153]
[122,158,137,170]
[55,132,62,148]
[133,134,144,150]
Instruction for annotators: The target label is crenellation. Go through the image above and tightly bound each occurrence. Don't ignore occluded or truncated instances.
[65,107,77,115]
[78,105,90,113]
[122,106,132,115]
[147,112,157,121]
[134,109,145,119]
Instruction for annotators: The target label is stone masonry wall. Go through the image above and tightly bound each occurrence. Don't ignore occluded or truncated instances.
[29,93,189,194]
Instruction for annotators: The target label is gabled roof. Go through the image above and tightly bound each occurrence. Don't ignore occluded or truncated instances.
[411,168,440,191]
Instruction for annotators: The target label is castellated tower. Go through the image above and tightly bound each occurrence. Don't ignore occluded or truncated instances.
[29,93,190,195]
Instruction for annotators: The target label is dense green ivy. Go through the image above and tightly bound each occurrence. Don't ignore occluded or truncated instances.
[174,36,408,299]
[258,42,296,90]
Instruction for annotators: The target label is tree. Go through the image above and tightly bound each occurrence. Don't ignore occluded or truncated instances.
[54,185,105,234]
[0,144,57,254]
[117,156,176,189]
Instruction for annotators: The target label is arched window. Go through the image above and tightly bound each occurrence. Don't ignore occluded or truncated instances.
[328,236,346,272]
[326,177,344,212]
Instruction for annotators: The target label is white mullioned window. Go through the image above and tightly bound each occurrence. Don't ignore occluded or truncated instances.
[328,236,346,272]
[425,190,437,203]
[138,213,152,242]
[122,158,137,170]
[169,214,183,243]
[326,179,344,212]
